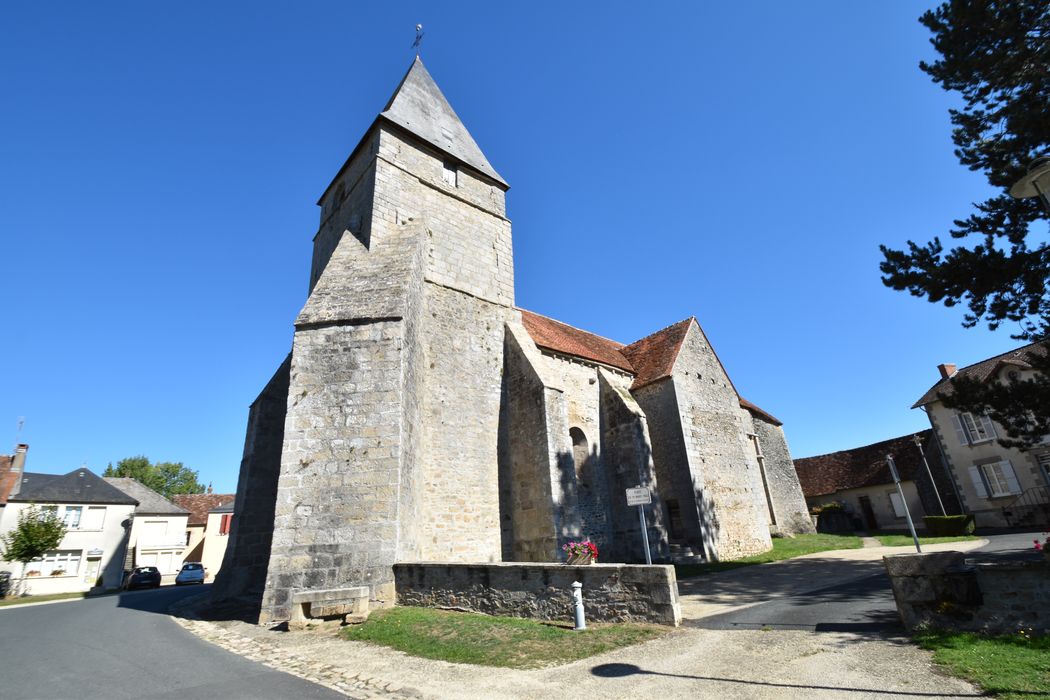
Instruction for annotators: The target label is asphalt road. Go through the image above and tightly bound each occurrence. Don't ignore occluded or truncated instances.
[0,584,343,700]
[690,531,1041,633]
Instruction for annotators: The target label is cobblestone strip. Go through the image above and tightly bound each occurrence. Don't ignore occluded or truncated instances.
[169,608,420,699]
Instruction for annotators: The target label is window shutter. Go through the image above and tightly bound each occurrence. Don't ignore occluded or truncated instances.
[889,492,906,517]
[1000,460,1022,495]
[968,466,989,498]
[952,414,969,445]
[980,415,997,439]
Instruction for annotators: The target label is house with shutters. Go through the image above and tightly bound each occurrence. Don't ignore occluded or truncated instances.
[914,342,1050,529]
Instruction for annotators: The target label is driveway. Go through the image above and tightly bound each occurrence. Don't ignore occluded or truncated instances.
[0,584,344,700]
[178,538,1005,699]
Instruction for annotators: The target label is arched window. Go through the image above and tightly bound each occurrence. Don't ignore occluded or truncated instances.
[570,427,589,486]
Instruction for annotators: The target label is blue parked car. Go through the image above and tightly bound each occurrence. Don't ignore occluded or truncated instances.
[175,562,206,585]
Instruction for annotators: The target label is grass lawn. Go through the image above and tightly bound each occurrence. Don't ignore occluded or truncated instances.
[873,533,980,547]
[0,591,88,607]
[675,533,863,578]
[916,629,1050,699]
[341,606,667,668]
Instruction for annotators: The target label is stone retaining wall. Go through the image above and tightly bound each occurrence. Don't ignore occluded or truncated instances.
[884,552,1049,635]
[393,562,681,626]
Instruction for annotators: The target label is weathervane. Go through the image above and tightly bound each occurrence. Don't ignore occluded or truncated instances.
[412,24,424,56]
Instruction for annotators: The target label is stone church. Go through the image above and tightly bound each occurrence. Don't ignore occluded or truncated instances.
[213,58,813,623]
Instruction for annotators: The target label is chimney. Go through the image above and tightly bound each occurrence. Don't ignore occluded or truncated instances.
[937,363,957,380]
[4,443,28,500]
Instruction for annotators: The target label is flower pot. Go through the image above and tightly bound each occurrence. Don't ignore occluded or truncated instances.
[566,553,594,565]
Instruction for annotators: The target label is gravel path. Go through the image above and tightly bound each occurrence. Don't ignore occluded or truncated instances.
[173,542,987,699]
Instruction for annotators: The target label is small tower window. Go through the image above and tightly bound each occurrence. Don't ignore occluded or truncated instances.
[442,161,458,187]
[570,427,589,487]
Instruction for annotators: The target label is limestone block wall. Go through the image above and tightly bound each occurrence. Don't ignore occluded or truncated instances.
[533,352,620,555]
[749,416,815,535]
[260,321,408,622]
[498,322,574,561]
[312,132,379,291]
[633,380,708,555]
[212,356,290,606]
[885,552,1050,635]
[394,562,682,626]
[598,370,670,564]
[671,325,771,560]
[417,285,509,562]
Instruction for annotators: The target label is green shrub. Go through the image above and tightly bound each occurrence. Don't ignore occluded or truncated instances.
[922,515,975,536]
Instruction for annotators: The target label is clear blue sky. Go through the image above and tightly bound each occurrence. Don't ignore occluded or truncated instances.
[1,2,1021,493]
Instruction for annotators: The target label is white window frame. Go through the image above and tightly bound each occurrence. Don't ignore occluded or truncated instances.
[62,506,83,529]
[954,412,996,445]
[81,506,106,531]
[29,550,82,577]
[968,460,1022,499]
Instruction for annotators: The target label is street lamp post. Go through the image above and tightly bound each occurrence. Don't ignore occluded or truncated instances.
[913,434,947,516]
[1009,154,1050,213]
[886,454,922,553]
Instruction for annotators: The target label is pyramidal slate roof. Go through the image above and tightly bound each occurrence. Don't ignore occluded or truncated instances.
[103,478,188,515]
[10,469,138,505]
[379,57,507,187]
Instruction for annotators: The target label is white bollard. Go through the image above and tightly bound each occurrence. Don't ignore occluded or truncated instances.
[572,580,586,631]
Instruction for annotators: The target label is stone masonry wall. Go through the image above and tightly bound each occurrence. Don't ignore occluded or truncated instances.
[533,352,625,557]
[212,355,290,607]
[599,370,671,564]
[671,323,771,560]
[498,322,572,561]
[260,321,408,622]
[632,380,707,555]
[749,416,815,535]
[393,562,682,626]
[885,552,1050,635]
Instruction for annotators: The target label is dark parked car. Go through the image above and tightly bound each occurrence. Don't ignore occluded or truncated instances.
[175,562,206,585]
[125,566,161,590]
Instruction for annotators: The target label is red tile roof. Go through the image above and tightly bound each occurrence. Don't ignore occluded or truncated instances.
[912,341,1047,407]
[793,430,931,498]
[173,493,236,526]
[518,310,634,372]
[620,319,693,389]
[517,309,784,427]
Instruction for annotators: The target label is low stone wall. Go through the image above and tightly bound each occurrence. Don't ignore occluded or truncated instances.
[393,562,681,626]
[884,552,1049,635]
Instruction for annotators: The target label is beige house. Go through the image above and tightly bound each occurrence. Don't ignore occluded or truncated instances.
[0,467,136,594]
[794,430,960,532]
[915,343,1050,529]
[104,478,189,585]
[173,493,235,581]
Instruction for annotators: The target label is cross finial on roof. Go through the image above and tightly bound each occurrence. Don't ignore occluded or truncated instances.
[412,24,424,56]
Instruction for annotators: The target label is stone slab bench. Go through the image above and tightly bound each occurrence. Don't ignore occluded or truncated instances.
[289,586,370,629]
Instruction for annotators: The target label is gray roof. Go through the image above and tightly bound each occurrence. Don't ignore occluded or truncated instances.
[210,500,235,514]
[11,470,138,506]
[379,57,507,187]
[103,478,189,515]
[912,341,1047,408]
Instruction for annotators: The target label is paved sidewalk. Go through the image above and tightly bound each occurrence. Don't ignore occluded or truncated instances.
[175,542,988,699]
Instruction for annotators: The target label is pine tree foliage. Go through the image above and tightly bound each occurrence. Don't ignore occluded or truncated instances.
[880,0,1050,447]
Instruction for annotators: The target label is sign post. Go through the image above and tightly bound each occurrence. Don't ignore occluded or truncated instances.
[626,486,653,565]
[886,454,922,553]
